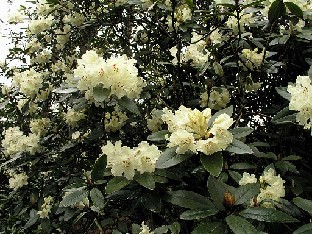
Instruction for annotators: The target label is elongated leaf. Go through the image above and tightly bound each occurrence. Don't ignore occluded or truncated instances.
[226,215,258,234]
[180,208,218,220]
[226,139,253,155]
[275,87,291,100]
[24,209,39,229]
[91,155,107,182]
[234,183,260,205]
[272,107,296,124]
[207,176,226,211]
[105,177,131,194]
[240,207,299,223]
[147,130,170,142]
[230,163,256,170]
[90,188,105,209]
[285,2,303,18]
[156,148,192,169]
[134,172,155,190]
[191,222,226,234]
[293,223,312,234]
[59,190,89,207]
[282,155,301,161]
[293,197,312,215]
[118,96,140,115]
[230,127,254,139]
[200,152,223,177]
[268,0,286,23]
[166,190,215,209]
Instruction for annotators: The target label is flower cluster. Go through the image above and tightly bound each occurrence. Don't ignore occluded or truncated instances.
[101,141,162,180]
[239,169,285,207]
[288,76,312,134]
[139,222,154,234]
[170,32,209,68]
[64,109,86,126]
[74,50,145,104]
[200,87,230,110]
[167,4,192,31]
[9,172,28,190]
[37,196,54,219]
[161,106,234,155]
[147,109,164,132]
[104,107,128,132]
[2,127,41,156]
[30,118,51,136]
[13,69,43,97]
[241,48,264,70]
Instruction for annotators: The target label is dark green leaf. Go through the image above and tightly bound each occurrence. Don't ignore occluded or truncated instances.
[293,197,312,215]
[234,183,260,205]
[191,222,226,234]
[282,155,301,161]
[268,0,286,23]
[147,130,170,142]
[166,190,215,209]
[285,2,303,18]
[226,215,258,234]
[275,87,291,100]
[93,86,110,102]
[207,176,226,211]
[24,209,39,229]
[59,190,89,207]
[91,155,107,182]
[105,177,131,194]
[228,171,242,184]
[90,188,105,209]
[230,127,254,139]
[275,161,298,174]
[240,207,299,222]
[156,148,192,169]
[200,152,223,177]
[272,107,296,124]
[293,223,312,234]
[180,208,218,220]
[226,139,253,154]
[134,172,155,190]
[230,163,256,170]
[118,96,140,115]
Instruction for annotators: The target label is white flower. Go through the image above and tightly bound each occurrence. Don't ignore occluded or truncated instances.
[167,129,197,154]
[13,69,43,97]
[241,48,264,70]
[104,107,128,132]
[139,222,154,234]
[288,76,312,134]
[65,109,85,126]
[200,87,230,110]
[9,173,28,190]
[239,172,257,185]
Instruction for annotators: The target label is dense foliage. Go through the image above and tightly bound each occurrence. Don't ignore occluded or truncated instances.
[1,0,312,233]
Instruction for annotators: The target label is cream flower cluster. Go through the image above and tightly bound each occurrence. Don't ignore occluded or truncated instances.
[241,48,264,70]
[139,222,154,234]
[200,87,230,110]
[167,4,192,31]
[147,109,164,132]
[2,127,41,156]
[28,16,54,34]
[9,172,28,190]
[64,109,86,126]
[288,76,312,134]
[226,13,254,34]
[74,50,145,104]
[101,141,162,180]
[161,106,234,155]
[170,33,209,68]
[30,118,51,136]
[37,196,53,219]
[104,107,128,132]
[239,169,285,207]
[13,69,43,97]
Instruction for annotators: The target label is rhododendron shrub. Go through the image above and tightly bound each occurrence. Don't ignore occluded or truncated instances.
[1,0,312,233]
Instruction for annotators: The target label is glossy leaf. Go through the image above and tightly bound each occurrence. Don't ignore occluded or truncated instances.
[226,215,258,234]
[105,177,131,194]
[200,152,223,177]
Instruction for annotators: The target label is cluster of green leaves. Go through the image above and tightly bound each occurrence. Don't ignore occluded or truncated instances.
[1,0,312,233]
